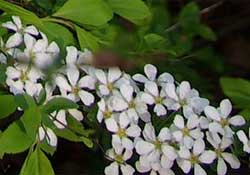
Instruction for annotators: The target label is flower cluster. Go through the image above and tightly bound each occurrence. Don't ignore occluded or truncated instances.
[1,16,249,175]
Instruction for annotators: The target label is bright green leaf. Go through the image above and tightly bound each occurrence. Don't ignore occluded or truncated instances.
[75,25,99,51]
[0,95,16,119]
[220,77,250,108]
[240,109,250,121]
[21,107,41,140]
[20,147,54,175]
[53,0,113,26]
[107,0,151,25]
[0,120,32,155]
[42,97,78,114]
[144,33,166,49]
[14,94,36,110]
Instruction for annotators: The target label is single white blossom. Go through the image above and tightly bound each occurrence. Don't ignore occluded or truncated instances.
[237,128,250,153]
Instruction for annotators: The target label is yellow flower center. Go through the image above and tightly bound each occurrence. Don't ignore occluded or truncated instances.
[220,118,229,128]
[154,139,162,150]
[117,128,126,138]
[115,155,124,164]
[155,96,163,104]
[215,148,222,157]
[72,86,80,95]
[128,101,136,108]
[20,71,28,81]
[182,127,190,136]
[190,154,199,165]
[107,83,113,91]
[104,110,112,119]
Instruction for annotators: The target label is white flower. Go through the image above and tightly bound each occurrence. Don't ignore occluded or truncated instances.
[141,81,168,116]
[2,16,38,48]
[135,123,177,173]
[206,132,240,175]
[104,146,134,175]
[50,109,84,129]
[204,99,245,138]
[38,126,57,147]
[177,139,216,175]
[94,67,129,96]
[171,114,203,149]
[6,64,43,96]
[109,113,141,150]
[17,33,60,69]
[237,128,250,153]
[165,81,209,116]
[65,46,93,70]
[55,67,95,106]
[132,64,174,87]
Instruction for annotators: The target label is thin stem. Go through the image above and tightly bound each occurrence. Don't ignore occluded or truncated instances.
[42,17,75,30]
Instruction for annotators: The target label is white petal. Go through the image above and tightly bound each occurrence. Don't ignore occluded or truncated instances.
[174,114,184,129]
[179,81,191,100]
[126,125,141,137]
[143,123,156,141]
[158,127,171,142]
[66,46,78,64]
[109,96,128,111]
[136,160,150,173]
[165,83,178,101]
[199,151,216,164]
[229,115,245,126]
[220,99,232,118]
[12,16,22,29]
[187,114,199,129]
[172,130,183,142]
[178,147,191,159]
[2,21,17,31]
[6,66,21,79]
[145,81,159,97]
[119,112,130,129]
[24,25,39,35]
[222,153,240,169]
[38,127,45,141]
[108,67,121,83]
[194,164,206,175]
[24,34,36,50]
[132,74,148,83]
[95,69,107,84]
[204,106,220,121]
[177,159,191,174]
[68,109,84,121]
[154,104,166,116]
[121,164,135,175]
[55,75,71,92]
[158,72,174,84]
[161,155,174,169]
[99,85,110,96]
[141,92,155,105]
[144,64,157,81]
[78,90,94,106]
[104,162,119,175]
[209,122,223,134]
[183,136,194,149]
[162,145,177,161]
[54,110,67,129]
[46,128,57,147]
[78,75,96,90]
[217,158,227,175]
[6,33,22,48]
[193,139,205,156]
[105,118,119,133]
[237,130,248,144]
[67,66,79,86]
[120,84,133,102]
[135,140,154,155]
[122,137,134,150]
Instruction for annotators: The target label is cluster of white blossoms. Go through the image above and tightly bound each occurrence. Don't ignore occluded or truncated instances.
[1,16,250,175]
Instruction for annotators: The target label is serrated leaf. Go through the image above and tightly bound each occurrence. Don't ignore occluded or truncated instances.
[42,97,78,114]
[53,0,113,27]
[75,25,99,51]
[220,77,250,108]
[0,95,17,119]
[20,147,54,175]
[107,0,151,25]
[0,120,32,155]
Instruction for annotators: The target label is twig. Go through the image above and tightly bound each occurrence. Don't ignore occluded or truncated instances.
[165,0,225,33]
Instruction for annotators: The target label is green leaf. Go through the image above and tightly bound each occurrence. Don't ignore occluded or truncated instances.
[53,0,113,27]
[0,95,16,119]
[21,107,41,140]
[80,136,93,148]
[220,77,250,108]
[144,33,166,49]
[0,120,32,155]
[179,2,200,32]
[15,94,36,110]
[20,147,54,175]
[42,97,78,114]
[240,109,250,121]
[197,24,216,41]
[0,0,43,27]
[0,64,7,84]
[107,0,151,25]
[75,25,99,51]
[41,21,75,49]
